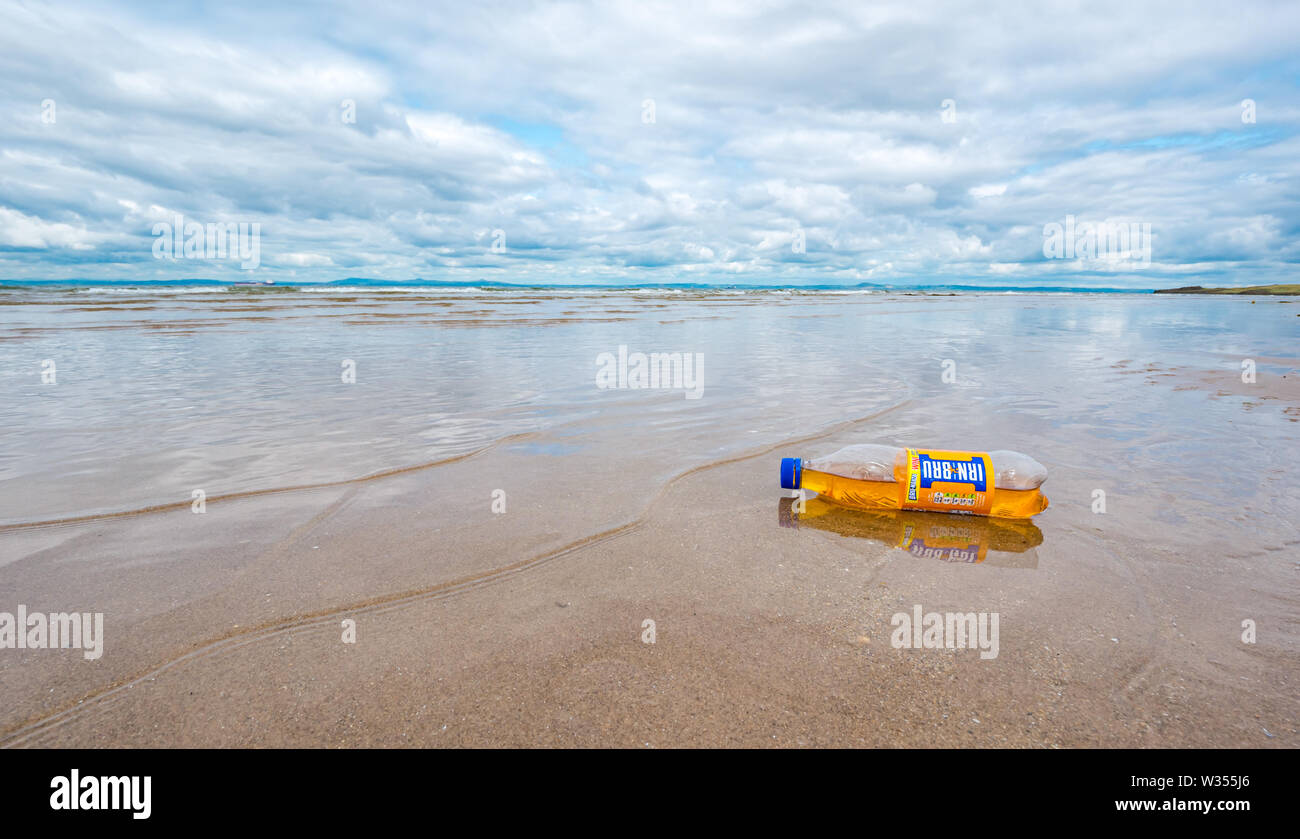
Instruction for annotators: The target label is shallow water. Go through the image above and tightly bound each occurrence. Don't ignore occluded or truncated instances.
[1,286,1296,530]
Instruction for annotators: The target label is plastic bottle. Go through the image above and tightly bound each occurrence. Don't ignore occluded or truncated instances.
[780,444,1048,519]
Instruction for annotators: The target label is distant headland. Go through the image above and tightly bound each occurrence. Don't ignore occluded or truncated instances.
[1154,284,1300,295]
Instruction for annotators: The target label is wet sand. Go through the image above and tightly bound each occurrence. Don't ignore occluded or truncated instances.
[2,367,1295,747]
[1,289,1296,747]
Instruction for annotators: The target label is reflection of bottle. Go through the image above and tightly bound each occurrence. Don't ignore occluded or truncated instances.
[780,445,1048,518]
[779,496,1042,567]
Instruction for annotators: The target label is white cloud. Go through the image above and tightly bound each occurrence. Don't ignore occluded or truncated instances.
[274,252,335,267]
[0,207,105,250]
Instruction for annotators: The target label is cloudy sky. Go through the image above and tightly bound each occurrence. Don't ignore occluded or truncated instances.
[1,0,1297,287]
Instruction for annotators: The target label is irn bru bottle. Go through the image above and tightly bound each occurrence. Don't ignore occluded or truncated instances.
[780,445,1049,519]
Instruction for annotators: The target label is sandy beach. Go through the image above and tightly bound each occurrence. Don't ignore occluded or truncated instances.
[1,287,1296,747]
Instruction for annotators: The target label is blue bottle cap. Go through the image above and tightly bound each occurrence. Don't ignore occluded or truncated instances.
[779,457,802,490]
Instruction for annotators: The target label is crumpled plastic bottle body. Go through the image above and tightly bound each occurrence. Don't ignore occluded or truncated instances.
[799,445,1049,518]
[806,445,1047,491]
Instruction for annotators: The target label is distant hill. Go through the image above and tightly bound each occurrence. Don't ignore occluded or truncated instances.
[1154,284,1300,295]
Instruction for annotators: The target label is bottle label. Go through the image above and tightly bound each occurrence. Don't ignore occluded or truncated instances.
[900,448,994,516]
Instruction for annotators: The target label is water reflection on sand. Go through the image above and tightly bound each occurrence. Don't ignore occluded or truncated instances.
[780,496,1042,568]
